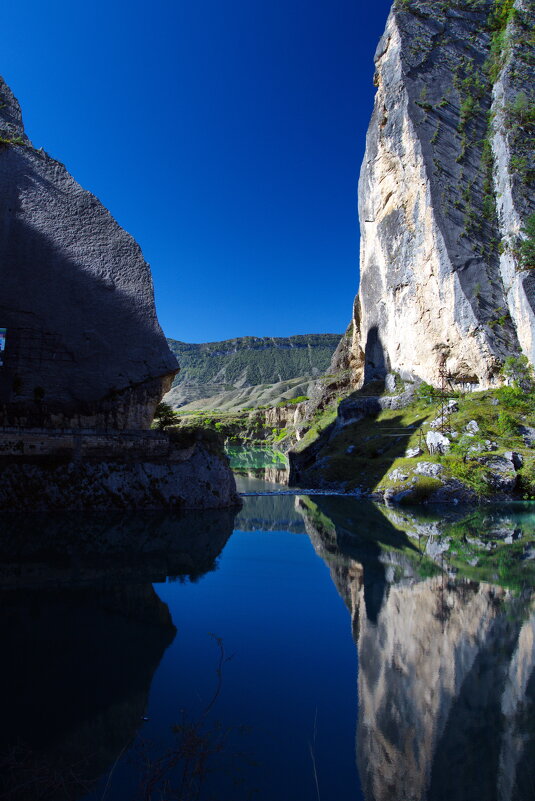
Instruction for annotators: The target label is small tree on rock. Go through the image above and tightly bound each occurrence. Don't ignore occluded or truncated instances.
[500,355,535,391]
[153,401,178,430]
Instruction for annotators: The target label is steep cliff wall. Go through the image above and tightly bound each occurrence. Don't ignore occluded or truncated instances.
[0,76,178,428]
[347,0,534,390]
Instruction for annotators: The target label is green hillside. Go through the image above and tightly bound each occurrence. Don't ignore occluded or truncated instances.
[165,334,341,409]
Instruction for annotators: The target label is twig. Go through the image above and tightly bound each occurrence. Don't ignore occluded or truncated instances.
[309,708,321,801]
[101,740,131,801]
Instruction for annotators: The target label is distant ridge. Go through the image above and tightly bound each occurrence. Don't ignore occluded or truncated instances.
[164,334,341,410]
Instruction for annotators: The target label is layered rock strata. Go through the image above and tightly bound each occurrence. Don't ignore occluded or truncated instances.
[0,430,239,510]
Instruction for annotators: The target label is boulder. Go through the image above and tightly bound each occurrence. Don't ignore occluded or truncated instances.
[465,420,480,435]
[415,461,444,478]
[504,451,523,470]
[478,456,518,493]
[519,426,535,448]
[405,446,424,458]
[388,468,409,482]
[426,431,450,455]
[384,372,398,393]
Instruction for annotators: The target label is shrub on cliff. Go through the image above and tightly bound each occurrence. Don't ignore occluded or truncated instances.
[499,354,535,392]
[520,213,535,270]
[153,402,178,429]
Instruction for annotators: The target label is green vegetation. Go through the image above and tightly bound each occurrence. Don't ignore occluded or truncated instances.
[296,371,535,499]
[168,408,282,449]
[291,404,339,453]
[415,382,444,403]
[500,354,534,388]
[276,395,308,407]
[519,213,535,270]
[0,135,25,147]
[166,425,226,456]
[439,506,535,590]
[504,91,535,129]
[226,446,288,470]
[485,0,516,82]
[166,334,341,392]
[153,401,178,430]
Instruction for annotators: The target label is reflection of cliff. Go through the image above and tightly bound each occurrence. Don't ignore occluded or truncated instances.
[0,510,235,800]
[236,494,306,533]
[234,467,289,486]
[298,497,535,801]
[298,496,421,625]
[1,583,175,800]
[0,508,236,586]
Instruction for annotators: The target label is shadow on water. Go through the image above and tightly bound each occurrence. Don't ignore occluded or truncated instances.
[0,509,237,801]
[296,495,535,801]
[297,496,420,624]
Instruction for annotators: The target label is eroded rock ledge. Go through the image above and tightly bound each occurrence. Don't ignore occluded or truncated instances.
[0,428,240,510]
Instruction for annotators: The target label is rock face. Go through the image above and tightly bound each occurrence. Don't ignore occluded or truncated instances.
[0,446,239,510]
[0,76,178,428]
[0,428,240,510]
[0,77,242,510]
[345,0,535,390]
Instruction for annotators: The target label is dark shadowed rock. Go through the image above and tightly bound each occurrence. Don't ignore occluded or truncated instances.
[0,76,178,429]
[0,78,243,509]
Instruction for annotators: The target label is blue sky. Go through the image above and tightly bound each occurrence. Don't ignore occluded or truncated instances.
[3,0,392,343]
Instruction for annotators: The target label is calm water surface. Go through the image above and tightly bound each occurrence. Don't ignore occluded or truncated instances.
[2,473,535,800]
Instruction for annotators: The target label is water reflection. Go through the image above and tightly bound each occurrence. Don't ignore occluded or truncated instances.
[0,509,236,586]
[297,497,535,801]
[235,466,290,485]
[0,510,236,800]
[3,494,535,800]
[226,446,288,472]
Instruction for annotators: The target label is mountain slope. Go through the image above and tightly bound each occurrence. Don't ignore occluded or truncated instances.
[164,334,341,409]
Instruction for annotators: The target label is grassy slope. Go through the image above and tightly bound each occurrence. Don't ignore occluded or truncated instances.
[174,376,316,413]
[293,385,535,499]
